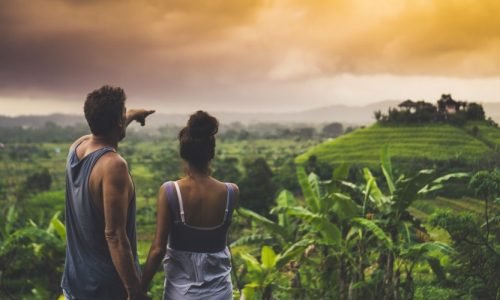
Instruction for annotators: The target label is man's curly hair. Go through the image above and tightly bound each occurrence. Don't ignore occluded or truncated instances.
[84,85,126,136]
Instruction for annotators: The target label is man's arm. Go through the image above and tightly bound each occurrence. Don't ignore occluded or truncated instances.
[102,155,142,299]
[126,109,155,127]
[141,184,170,293]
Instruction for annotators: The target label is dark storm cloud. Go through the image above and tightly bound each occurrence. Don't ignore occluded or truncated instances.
[2,0,500,109]
[0,0,265,100]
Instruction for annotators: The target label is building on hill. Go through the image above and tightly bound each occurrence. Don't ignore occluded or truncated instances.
[437,94,465,115]
[379,94,486,124]
[398,99,416,113]
[415,100,436,112]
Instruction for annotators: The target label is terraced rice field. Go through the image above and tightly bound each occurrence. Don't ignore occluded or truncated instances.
[295,123,495,166]
[465,121,500,150]
[410,196,495,220]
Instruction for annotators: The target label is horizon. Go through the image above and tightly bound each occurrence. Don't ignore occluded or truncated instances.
[3,1,500,115]
[2,97,500,118]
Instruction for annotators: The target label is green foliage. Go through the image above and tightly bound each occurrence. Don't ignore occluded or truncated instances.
[295,123,495,168]
[1,205,19,240]
[0,213,65,299]
[273,157,301,193]
[469,169,500,200]
[238,243,308,300]
[25,190,65,224]
[2,128,498,299]
[237,208,290,243]
[212,156,242,183]
[414,282,458,300]
[233,148,475,299]
[429,170,500,299]
[240,158,277,215]
[296,166,320,212]
[25,168,52,192]
[351,217,392,249]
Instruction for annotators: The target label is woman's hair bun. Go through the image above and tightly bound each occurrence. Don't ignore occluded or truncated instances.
[187,110,219,139]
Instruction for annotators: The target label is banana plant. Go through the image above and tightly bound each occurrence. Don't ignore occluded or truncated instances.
[239,242,312,300]
[358,145,468,299]
[234,190,298,248]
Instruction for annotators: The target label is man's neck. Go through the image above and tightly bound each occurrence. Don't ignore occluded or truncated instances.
[91,134,119,150]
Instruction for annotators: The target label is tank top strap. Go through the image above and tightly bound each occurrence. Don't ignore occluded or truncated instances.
[95,146,116,156]
[163,181,181,224]
[173,181,186,223]
[224,183,235,224]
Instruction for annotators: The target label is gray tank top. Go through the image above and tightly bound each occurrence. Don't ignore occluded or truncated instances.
[61,142,139,300]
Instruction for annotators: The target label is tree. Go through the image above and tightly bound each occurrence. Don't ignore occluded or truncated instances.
[322,122,343,138]
[212,156,242,183]
[293,127,315,140]
[240,158,277,215]
[466,103,486,121]
[273,157,300,193]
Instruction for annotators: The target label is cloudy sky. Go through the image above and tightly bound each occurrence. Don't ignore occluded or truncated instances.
[2,0,500,115]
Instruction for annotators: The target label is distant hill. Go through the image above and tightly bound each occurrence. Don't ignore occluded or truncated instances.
[1,101,498,128]
[0,114,86,128]
[483,102,500,123]
[295,122,499,167]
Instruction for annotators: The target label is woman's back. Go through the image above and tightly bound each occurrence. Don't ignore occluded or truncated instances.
[165,178,236,253]
[176,177,232,228]
[162,177,237,300]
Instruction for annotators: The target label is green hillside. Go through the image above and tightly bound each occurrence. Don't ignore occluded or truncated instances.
[295,123,497,167]
[464,121,500,150]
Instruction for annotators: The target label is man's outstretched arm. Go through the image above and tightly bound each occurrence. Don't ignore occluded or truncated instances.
[102,155,143,300]
[126,109,155,127]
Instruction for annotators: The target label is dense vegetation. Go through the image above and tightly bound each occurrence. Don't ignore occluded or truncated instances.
[0,121,498,299]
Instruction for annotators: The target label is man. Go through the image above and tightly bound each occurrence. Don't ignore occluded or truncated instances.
[61,85,154,299]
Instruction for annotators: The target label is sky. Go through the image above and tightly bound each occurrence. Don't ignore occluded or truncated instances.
[2,0,500,115]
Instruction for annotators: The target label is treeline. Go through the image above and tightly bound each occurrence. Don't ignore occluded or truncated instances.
[374,94,498,127]
[0,121,357,143]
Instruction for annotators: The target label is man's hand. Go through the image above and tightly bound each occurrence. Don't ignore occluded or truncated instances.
[126,109,155,127]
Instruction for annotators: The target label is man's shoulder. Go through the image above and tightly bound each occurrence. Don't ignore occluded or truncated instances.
[99,152,128,172]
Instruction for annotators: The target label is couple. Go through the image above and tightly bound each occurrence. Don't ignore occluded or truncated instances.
[61,86,239,300]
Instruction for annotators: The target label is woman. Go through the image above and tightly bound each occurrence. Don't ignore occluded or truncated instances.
[141,110,239,300]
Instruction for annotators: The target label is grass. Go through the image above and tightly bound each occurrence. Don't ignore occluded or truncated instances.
[464,121,500,150]
[295,123,497,167]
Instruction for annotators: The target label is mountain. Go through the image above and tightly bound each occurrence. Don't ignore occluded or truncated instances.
[0,101,400,128]
[483,102,500,123]
[0,114,85,128]
[0,101,498,128]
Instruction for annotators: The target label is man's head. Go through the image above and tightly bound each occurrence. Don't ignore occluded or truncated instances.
[84,85,126,140]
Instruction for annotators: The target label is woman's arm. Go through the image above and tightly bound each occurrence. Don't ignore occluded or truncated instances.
[230,183,240,208]
[141,184,170,293]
